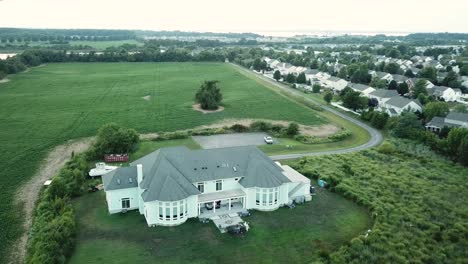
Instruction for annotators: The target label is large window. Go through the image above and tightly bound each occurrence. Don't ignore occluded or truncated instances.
[157,199,187,222]
[122,198,130,209]
[255,187,280,207]
[197,182,204,193]
[216,180,222,191]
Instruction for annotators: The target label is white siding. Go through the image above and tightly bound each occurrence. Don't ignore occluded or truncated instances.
[105,188,139,214]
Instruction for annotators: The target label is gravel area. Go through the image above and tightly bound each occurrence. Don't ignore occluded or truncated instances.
[193,133,272,149]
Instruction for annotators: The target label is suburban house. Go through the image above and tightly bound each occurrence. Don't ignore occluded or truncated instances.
[427,86,460,102]
[406,78,434,90]
[304,69,320,82]
[425,112,468,132]
[368,89,399,105]
[372,71,393,83]
[380,96,422,116]
[348,83,376,96]
[324,76,348,91]
[102,146,311,227]
[391,74,409,84]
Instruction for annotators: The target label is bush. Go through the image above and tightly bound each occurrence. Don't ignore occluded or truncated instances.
[155,131,189,141]
[328,129,352,141]
[230,124,249,133]
[377,142,396,154]
[286,123,300,136]
[250,121,272,132]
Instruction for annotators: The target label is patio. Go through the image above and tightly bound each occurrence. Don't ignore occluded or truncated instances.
[211,213,245,233]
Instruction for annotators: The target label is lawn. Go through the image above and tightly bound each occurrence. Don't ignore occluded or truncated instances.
[69,188,371,264]
[0,62,326,260]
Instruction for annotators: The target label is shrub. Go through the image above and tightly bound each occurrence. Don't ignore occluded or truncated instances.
[378,142,396,154]
[155,131,189,141]
[286,123,300,136]
[230,124,249,133]
[328,129,352,141]
[250,121,272,132]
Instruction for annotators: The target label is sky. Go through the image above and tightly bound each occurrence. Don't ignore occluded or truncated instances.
[0,0,467,36]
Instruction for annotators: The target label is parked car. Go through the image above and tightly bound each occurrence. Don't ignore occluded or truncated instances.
[264,136,274,144]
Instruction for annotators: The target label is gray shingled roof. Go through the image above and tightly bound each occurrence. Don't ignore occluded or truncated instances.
[428,86,451,96]
[119,146,291,202]
[446,112,468,122]
[392,74,408,83]
[370,89,399,98]
[349,83,370,91]
[426,117,447,128]
[102,167,138,191]
[385,96,421,108]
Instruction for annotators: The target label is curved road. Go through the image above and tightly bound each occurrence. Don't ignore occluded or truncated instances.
[230,63,383,160]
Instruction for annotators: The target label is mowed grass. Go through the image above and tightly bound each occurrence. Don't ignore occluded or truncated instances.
[69,189,371,264]
[0,62,325,260]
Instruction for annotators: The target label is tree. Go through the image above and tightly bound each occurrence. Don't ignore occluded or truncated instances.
[337,67,348,79]
[273,70,281,81]
[460,65,468,76]
[388,80,398,90]
[342,90,368,111]
[195,80,223,110]
[386,48,401,58]
[446,128,468,165]
[310,60,319,69]
[412,79,428,99]
[285,73,296,83]
[419,67,437,83]
[441,71,461,88]
[350,65,371,84]
[312,83,321,93]
[424,101,450,120]
[93,123,139,157]
[392,112,421,139]
[384,63,400,74]
[368,98,379,108]
[369,77,387,89]
[370,112,389,129]
[404,69,415,77]
[286,123,300,136]
[323,92,333,104]
[397,82,409,95]
[297,72,306,84]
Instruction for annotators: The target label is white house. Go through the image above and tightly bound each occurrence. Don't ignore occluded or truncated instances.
[324,76,348,91]
[428,86,459,102]
[348,83,376,96]
[426,112,468,132]
[381,96,422,116]
[102,146,311,227]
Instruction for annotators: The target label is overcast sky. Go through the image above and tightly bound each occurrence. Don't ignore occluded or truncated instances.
[1,0,467,36]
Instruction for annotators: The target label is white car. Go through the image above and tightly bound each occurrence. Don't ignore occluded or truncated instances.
[264,136,274,144]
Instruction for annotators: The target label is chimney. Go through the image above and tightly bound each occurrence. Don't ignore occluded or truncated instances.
[137,164,143,185]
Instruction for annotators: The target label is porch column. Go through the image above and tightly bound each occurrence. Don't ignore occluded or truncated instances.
[213,201,216,213]
[243,196,246,208]
[198,203,201,216]
[228,199,231,210]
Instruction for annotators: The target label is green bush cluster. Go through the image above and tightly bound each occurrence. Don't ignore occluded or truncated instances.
[289,141,468,263]
[87,123,139,160]
[361,110,389,129]
[26,155,90,264]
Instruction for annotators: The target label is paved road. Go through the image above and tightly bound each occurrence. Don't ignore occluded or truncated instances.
[231,63,383,161]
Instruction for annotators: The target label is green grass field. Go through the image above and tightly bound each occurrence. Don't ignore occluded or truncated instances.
[0,62,327,260]
[69,188,371,264]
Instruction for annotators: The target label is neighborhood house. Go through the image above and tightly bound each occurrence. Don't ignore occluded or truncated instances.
[102,146,311,227]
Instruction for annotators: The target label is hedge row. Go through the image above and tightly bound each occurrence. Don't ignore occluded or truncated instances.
[26,154,90,263]
[294,129,352,144]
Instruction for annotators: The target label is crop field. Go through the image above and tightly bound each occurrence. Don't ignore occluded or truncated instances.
[69,187,371,264]
[0,62,326,260]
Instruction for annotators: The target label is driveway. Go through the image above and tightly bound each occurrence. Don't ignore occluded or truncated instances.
[193,133,271,149]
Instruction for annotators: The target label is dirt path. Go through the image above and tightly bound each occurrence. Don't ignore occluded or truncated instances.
[194,118,339,137]
[9,137,94,264]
